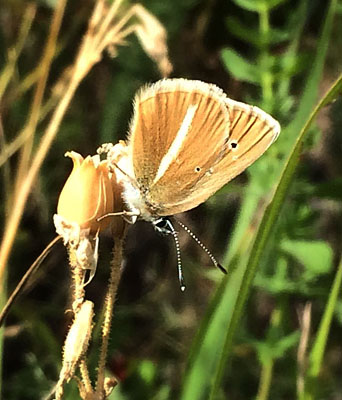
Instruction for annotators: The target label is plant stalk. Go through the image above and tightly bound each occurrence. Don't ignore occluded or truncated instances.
[96,235,126,395]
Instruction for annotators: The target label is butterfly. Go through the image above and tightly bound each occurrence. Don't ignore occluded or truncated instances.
[109,78,280,288]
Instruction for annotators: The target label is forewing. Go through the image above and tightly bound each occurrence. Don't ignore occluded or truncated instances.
[128,79,230,195]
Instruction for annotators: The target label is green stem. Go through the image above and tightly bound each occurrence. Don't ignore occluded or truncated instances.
[304,255,342,400]
[255,306,282,400]
[259,2,273,110]
[256,360,274,400]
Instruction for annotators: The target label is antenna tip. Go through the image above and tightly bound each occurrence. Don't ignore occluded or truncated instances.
[218,263,228,274]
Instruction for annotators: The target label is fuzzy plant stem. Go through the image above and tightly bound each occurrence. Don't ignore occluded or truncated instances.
[69,254,86,312]
[96,236,125,395]
[79,359,93,396]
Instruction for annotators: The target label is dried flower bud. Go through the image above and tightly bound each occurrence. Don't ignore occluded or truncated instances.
[104,377,118,397]
[57,151,114,233]
[55,300,94,397]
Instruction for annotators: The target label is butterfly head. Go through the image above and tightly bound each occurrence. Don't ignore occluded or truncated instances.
[152,217,174,235]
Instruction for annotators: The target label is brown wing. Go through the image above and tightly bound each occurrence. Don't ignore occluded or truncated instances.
[127,79,280,217]
[127,79,230,203]
[155,98,280,215]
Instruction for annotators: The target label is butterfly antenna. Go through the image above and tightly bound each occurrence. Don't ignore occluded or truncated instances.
[174,219,227,274]
[166,221,186,291]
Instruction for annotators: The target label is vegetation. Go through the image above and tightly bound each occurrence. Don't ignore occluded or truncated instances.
[1,0,342,399]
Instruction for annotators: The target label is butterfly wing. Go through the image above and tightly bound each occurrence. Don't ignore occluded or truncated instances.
[126,79,280,217]
[158,98,280,214]
[126,79,230,215]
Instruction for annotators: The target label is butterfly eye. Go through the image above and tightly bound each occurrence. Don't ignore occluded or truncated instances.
[229,140,238,151]
[195,166,201,173]
[153,217,173,235]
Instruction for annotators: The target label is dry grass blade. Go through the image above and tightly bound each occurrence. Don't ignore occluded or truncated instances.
[133,4,172,77]
[14,0,67,197]
[0,236,62,327]
[0,3,37,100]
[297,302,312,397]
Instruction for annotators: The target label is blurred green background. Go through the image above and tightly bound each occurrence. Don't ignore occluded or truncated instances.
[1,0,342,399]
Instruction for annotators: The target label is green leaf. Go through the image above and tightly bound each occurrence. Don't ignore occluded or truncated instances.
[255,257,298,294]
[232,0,286,12]
[138,360,157,383]
[226,16,290,46]
[255,331,300,364]
[225,16,260,45]
[281,240,333,278]
[231,0,263,12]
[221,48,260,83]
[274,51,311,77]
[262,0,288,10]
